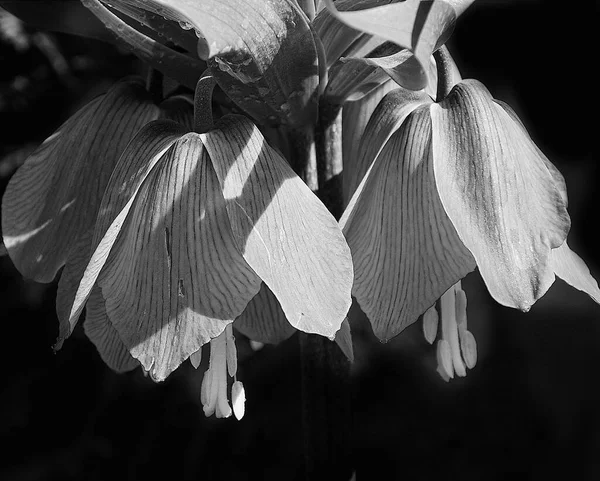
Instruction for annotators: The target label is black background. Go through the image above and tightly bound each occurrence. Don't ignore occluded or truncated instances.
[1,1,599,480]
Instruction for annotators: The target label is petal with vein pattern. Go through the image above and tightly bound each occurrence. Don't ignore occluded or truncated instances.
[84,285,138,373]
[99,134,262,381]
[2,78,159,283]
[202,116,353,339]
[343,107,475,340]
[341,87,431,209]
[63,120,186,346]
[431,80,570,311]
[551,242,600,304]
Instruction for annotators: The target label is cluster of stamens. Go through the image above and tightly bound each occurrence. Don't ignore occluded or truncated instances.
[423,281,477,381]
[190,324,245,420]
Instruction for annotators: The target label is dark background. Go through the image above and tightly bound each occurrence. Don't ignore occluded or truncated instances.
[1,1,599,480]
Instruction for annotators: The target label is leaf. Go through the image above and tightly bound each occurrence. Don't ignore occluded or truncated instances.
[430,80,570,311]
[112,0,320,126]
[63,120,187,346]
[322,0,456,90]
[2,78,159,284]
[81,0,204,90]
[342,107,475,340]
[83,285,139,373]
[314,0,394,68]
[202,115,353,339]
[234,283,296,344]
[551,242,600,304]
[99,134,262,381]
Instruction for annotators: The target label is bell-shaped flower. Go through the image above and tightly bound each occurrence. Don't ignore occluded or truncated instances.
[1,77,192,346]
[64,111,353,383]
[340,79,600,351]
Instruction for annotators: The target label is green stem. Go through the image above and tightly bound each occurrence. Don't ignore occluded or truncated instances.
[433,45,457,102]
[193,71,217,133]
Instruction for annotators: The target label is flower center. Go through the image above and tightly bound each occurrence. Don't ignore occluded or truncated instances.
[196,324,246,420]
[423,281,478,381]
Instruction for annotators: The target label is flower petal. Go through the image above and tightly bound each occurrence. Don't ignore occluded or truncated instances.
[2,78,159,283]
[234,283,296,344]
[342,107,475,340]
[202,116,353,339]
[99,134,262,381]
[341,80,398,203]
[551,242,600,304]
[431,80,570,310]
[83,285,139,373]
[322,0,456,89]
[334,318,354,362]
[342,87,432,205]
[63,120,187,345]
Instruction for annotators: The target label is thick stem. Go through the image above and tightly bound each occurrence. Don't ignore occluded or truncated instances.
[193,71,216,133]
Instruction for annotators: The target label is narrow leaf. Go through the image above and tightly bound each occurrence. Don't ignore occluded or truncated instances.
[202,116,353,339]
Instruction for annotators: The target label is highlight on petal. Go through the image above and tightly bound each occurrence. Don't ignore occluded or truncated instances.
[202,115,353,339]
[98,134,262,381]
[341,107,475,340]
[110,0,319,126]
[2,77,159,283]
[83,285,139,373]
[551,242,600,305]
[322,0,456,90]
[431,80,571,311]
[62,120,187,346]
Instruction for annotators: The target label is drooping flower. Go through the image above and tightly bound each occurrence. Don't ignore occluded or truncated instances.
[58,106,353,394]
[340,79,600,375]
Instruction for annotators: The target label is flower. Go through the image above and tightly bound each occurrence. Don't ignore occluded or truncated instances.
[59,110,353,388]
[340,79,600,371]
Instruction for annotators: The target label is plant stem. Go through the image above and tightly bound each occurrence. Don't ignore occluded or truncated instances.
[290,99,352,481]
[193,71,216,133]
[433,45,457,102]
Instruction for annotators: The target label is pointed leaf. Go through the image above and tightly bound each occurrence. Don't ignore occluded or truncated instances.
[111,0,319,126]
[431,80,570,311]
[342,107,475,340]
[84,285,139,373]
[234,283,296,344]
[2,78,159,283]
[202,116,353,339]
[322,0,456,89]
[551,242,600,304]
[99,134,262,381]
[63,120,186,345]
